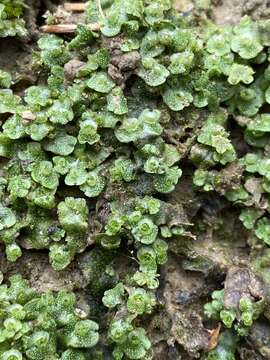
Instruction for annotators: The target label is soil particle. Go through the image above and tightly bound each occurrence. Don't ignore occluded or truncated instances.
[153,342,182,360]
[29,260,84,292]
[22,110,36,121]
[101,36,125,56]
[168,308,210,358]
[223,266,265,309]
[24,0,42,39]
[111,51,140,72]
[0,251,84,292]
[148,311,172,346]
[166,258,211,305]
[244,178,263,205]
[0,39,34,83]
[212,0,270,25]
[101,36,140,86]
[153,341,195,360]
[248,320,270,359]
[167,172,202,220]
[156,202,191,228]
[243,0,270,20]
[217,161,244,194]
[212,0,244,25]
[163,257,211,357]
[164,107,207,152]
[108,51,140,86]
[172,206,250,276]
[95,199,112,227]
[64,59,86,82]
[238,346,265,360]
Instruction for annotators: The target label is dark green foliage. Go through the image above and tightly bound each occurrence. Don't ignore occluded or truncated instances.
[204,289,265,335]
[0,0,26,37]
[0,275,99,359]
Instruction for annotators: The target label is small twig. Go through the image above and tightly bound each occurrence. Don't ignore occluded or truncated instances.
[64,3,86,12]
[41,23,101,33]
[97,0,105,18]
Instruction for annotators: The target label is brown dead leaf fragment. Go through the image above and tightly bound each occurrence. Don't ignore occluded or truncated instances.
[207,323,221,351]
